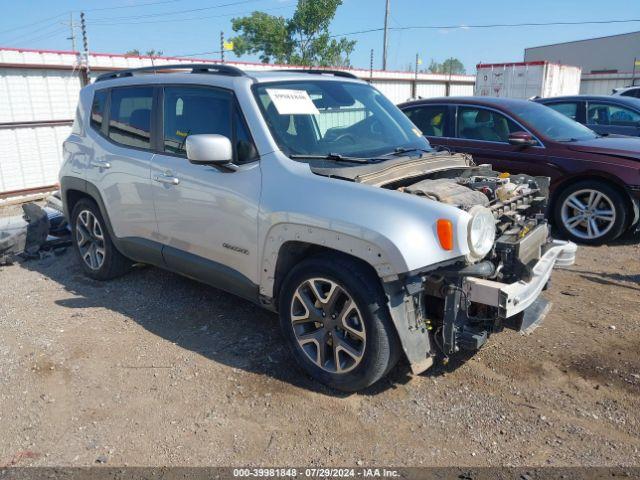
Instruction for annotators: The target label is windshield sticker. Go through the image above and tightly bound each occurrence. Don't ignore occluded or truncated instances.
[266,89,320,115]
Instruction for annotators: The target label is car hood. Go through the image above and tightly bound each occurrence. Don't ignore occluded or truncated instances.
[566,136,640,161]
[309,151,474,186]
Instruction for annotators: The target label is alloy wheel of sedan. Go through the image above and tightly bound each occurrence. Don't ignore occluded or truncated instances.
[290,277,366,374]
[560,188,616,240]
[75,210,106,270]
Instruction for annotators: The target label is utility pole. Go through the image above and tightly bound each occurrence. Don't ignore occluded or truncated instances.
[413,52,419,98]
[382,0,390,70]
[369,49,374,81]
[64,12,78,53]
[80,12,90,86]
[220,31,225,63]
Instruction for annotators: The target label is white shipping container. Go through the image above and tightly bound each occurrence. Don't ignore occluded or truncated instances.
[474,61,581,99]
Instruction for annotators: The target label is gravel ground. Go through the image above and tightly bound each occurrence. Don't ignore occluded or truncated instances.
[0,217,639,467]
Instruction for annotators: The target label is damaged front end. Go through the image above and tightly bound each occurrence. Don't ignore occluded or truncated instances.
[381,162,577,373]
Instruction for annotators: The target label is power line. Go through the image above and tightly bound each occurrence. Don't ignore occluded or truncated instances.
[172,16,640,60]
[0,0,258,38]
[88,0,260,23]
[333,18,640,38]
[2,22,67,46]
[83,0,185,13]
[0,12,67,37]
[5,27,68,48]
[87,3,296,26]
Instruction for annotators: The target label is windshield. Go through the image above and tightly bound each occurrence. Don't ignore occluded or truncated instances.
[511,101,598,142]
[254,80,432,158]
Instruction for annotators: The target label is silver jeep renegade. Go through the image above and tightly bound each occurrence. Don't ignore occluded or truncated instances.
[60,64,577,391]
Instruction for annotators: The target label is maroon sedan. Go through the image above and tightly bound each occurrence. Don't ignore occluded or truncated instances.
[398,97,640,244]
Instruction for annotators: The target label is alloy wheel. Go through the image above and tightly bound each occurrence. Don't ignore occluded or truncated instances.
[76,210,106,270]
[560,189,616,240]
[290,278,366,374]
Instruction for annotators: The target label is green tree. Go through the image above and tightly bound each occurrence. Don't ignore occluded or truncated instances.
[428,57,466,75]
[124,49,164,57]
[230,0,356,67]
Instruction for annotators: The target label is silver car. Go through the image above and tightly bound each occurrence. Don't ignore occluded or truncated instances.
[60,64,576,391]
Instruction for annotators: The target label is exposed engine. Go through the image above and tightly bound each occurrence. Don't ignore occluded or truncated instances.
[398,166,551,282]
[391,167,554,358]
[398,167,548,234]
[310,155,558,358]
[311,155,551,282]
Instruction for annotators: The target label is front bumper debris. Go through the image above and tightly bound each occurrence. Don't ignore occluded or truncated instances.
[463,240,577,319]
[438,239,577,356]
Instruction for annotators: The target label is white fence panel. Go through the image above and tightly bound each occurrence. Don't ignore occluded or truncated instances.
[371,80,412,104]
[449,83,474,96]
[416,82,447,98]
[0,124,71,193]
[0,68,81,122]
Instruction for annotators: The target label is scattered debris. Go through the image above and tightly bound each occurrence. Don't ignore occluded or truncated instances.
[0,213,27,264]
[0,192,71,265]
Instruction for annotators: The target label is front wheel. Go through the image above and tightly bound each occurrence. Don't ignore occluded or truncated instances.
[278,254,400,392]
[554,180,628,245]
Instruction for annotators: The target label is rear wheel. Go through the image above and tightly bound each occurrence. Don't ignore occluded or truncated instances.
[278,254,400,392]
[554,180,627,245]
[71,198,131,280]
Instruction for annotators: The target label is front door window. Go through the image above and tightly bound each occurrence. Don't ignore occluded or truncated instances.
[456,106,520,143]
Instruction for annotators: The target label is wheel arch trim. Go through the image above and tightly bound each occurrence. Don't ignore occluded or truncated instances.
[259,223,402,300]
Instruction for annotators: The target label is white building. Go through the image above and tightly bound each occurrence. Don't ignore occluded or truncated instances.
[525,31,640,74]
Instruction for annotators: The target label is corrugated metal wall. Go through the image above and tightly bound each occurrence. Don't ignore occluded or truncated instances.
[579,72,638,95]
[0,47,475,197]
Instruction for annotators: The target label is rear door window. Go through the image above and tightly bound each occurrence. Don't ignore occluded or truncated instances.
[90,90,108,132]
[108,86,154,149]
[404,105,448,137]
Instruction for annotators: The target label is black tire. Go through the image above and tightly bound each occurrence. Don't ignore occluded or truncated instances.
[71,198,131,280]
[553,180,628,245]
[278,253,400,392]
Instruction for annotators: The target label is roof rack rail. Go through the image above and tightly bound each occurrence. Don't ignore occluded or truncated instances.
[95,63,247,82]
[271,69,360,80]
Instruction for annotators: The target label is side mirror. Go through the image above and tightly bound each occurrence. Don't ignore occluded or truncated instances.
[186,134,234,166]
[508,131,537,147]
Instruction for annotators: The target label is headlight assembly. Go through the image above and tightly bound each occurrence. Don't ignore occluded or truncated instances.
[467,205,496,260]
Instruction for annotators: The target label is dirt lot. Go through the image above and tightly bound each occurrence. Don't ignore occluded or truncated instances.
[0,211,639,467]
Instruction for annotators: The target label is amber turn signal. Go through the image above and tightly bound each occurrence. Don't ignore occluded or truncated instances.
[437,219,454,251]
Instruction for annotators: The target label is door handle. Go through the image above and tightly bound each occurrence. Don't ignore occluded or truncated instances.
[153,175,180,186]
[90,160,111,169]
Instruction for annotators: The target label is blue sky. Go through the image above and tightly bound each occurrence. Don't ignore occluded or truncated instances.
[2,0,640,73]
